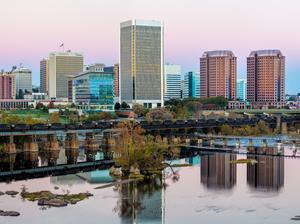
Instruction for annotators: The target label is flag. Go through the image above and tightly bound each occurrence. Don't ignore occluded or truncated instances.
[59,43,64,47]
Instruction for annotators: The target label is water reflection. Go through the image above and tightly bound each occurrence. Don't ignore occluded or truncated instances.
[247,148,284,191]
[114,177,164,224]
[200,153,237,190]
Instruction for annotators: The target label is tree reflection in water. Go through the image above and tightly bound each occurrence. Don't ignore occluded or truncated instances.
[113,175,167,223]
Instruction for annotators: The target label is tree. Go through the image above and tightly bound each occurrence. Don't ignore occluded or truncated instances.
[113,120,177,174]
[36,102,44,110]
[121,102,130,109]
[145,108,174,122]
[114,102,121,110]
[49,112,60,123]
[132,103,147,117]
[48,101,55,109]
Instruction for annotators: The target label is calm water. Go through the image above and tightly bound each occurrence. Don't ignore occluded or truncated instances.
[1,149,300,224]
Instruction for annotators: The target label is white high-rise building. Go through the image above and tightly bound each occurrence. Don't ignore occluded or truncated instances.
[48,52,83,99]
[164,64,181,101]
[120,19,164,108]
[11,67,32,96]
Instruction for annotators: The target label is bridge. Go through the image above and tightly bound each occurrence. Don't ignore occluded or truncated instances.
[1,114,299,136]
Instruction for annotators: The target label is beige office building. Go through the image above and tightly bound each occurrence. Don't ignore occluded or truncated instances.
[48,52,84,99]
[120,19,164,108]
[200,50,237,100]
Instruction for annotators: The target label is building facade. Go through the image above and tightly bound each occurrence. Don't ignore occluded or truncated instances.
[247,50,285,107]
[0,74,14,99]
[114,64,119,97]
[164,64,181,100]
[184,71,200,98]
[40,59,49,94]
[11,67,32,96]
[237,79,247,101]
[200,50,237,100]
[48,52,84,100]
[120,19,164,108]
[73,64,114,111]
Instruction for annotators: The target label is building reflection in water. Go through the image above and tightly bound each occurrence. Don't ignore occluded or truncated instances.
[247,147,284,191]
[114,177,164,224]
[201,153,237,190]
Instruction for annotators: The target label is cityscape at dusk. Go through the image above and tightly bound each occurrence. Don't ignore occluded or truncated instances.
[1,0,300,93]
[1,0,300,223]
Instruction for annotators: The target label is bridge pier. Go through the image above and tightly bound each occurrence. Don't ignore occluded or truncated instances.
[3,135,16,154]
[84,133,99,151]
[262,139,268,148]
[248,139,254,147]
[236,139,241,148]
[223,138,228,147]
[23,135,38,152]
[45,134,60,151]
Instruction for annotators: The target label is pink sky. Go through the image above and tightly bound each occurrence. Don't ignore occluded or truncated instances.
[0,0,299,93]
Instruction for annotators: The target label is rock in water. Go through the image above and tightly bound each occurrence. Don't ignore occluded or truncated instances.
[0,191,5,196]
[5,191,19,196]
[0,211,20,216]
[38,198,68,207]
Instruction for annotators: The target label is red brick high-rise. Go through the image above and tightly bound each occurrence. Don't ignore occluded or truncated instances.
[247,50,285,107]
[0,74,14,99]
[200,50,237,100]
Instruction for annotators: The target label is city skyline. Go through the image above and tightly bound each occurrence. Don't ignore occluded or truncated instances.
[0,0,300,94]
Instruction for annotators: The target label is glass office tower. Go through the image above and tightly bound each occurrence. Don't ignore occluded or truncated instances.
[73,67,114,111]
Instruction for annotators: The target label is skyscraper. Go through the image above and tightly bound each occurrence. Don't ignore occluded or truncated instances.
[11,67,32,96]
[184,71,200,98]
[48,52,84,99]
[114,63,119,98]
[40,59,49,94]
[0,73,14,99]
[120,19,164,108]
[164,64,181,100]
[237,79,247,101]
[247,50,285,107]
[200,50,237,100]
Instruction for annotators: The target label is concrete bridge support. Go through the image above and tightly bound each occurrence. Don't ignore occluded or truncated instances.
[84,133,99,151]
[45,134,60,151]
[236,139,241,148]
[223,138,228,147]
[262,139,268,148]
[65,133,79,150]
[3,135,16,154]
[23,135,38,152]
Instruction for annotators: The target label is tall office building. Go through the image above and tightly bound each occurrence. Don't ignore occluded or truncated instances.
[0,73,14,99]
[164,64,181,100]
[200,50,237,100]
[237,79,247,101]
[120,19,164,108]
[40,59,49,94]
[11,67,32,96]
[183,71,200,98]
[104,63,119,98]
[48,52,84,99]
[114,64,119,97]
[247,50,285,106]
